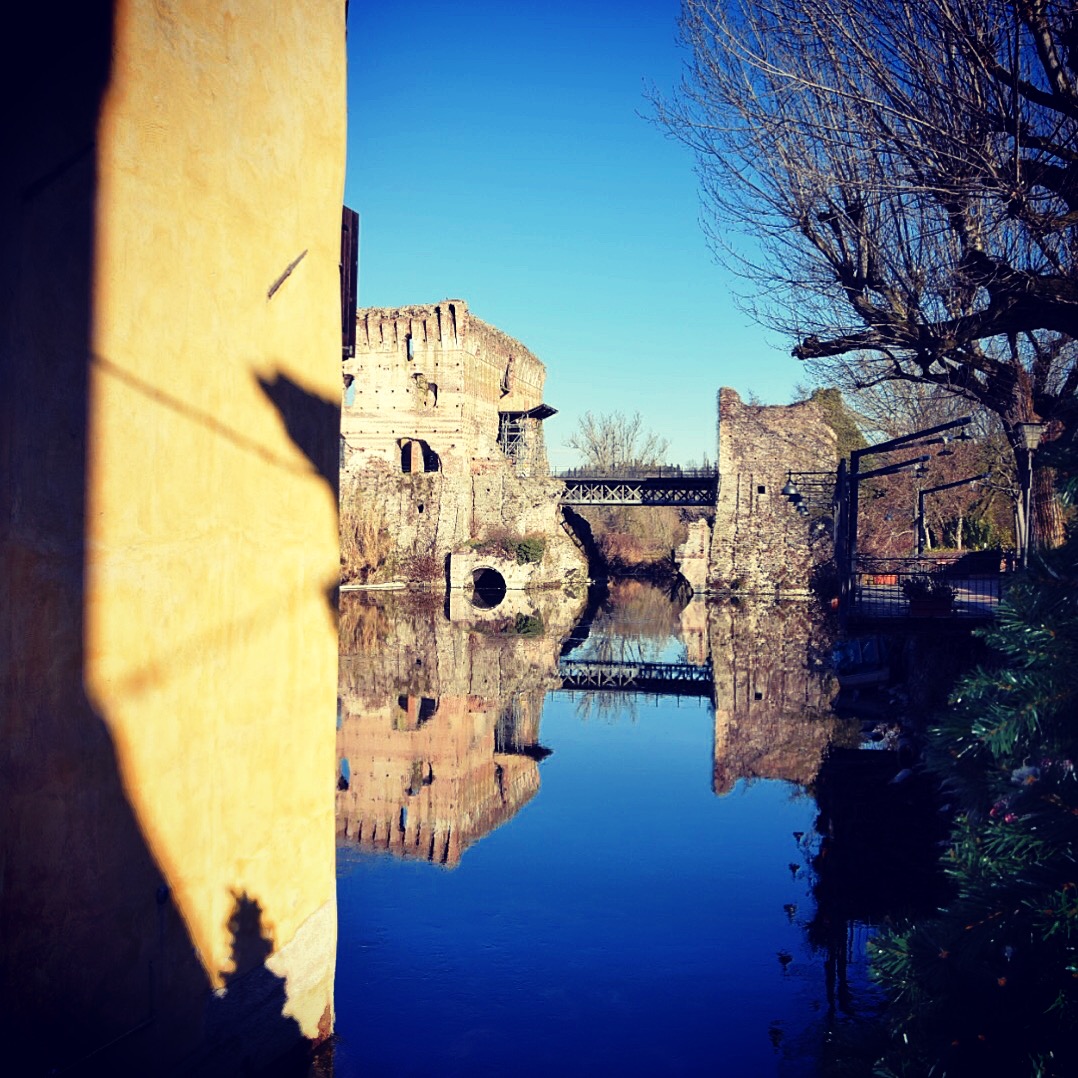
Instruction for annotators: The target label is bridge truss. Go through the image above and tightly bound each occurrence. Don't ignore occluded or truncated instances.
[558,472,718,507]
[558,658,714,698]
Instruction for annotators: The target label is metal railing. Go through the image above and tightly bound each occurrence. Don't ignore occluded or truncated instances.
[553,464,718,480]
[848,553,1011,621]
[558,658,715,698]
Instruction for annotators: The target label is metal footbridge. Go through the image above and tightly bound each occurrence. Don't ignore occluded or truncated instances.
[556,467,718,507]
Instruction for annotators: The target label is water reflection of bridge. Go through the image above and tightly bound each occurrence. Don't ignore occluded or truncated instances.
[557,658,714,698]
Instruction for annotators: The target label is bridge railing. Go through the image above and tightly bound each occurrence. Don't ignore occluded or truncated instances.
[553,464,718,480]
[557,658,715,698]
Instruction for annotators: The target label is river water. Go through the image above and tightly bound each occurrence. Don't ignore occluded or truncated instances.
[331,582,887,1076]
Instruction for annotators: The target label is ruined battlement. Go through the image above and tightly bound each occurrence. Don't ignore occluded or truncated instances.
[358,300,467,351]
[354,300,545,411]
[340,301,585,587]
[342,299,549,479]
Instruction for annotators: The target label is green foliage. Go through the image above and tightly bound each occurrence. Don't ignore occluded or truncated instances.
[870,450,1078,1075]
[468,613,544,638]
[471,532,546,565]
[514,537,545,564]
[513,613,543,636]
[949,515,996,551]
[901,571,955,601]
[810,387,867,461]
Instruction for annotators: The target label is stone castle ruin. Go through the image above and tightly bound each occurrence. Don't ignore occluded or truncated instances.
[340,302,839,598]
[341,300,588,591]
[709,387,838,594]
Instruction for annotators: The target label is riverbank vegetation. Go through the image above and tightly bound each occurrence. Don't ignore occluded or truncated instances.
[861,447,1078,1076]
[340,479,393,584]
[469,532,546,565]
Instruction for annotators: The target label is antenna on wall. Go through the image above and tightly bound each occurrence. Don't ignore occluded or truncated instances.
[341,206,360,358]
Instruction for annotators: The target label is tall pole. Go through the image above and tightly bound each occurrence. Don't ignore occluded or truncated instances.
[847,453,861,594]
[1015,422,1047,569]
[1022,446,1034,569]
[844,416,972,601]
[917,487,926,556]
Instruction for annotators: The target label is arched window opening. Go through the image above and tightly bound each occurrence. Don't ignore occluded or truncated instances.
[399,438,441,474]
[421,442,441,471]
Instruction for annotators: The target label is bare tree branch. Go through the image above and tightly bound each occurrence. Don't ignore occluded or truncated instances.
[653,0,1078,543]
[565,411,671,471]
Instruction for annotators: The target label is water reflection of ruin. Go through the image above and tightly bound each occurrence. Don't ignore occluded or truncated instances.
[338,587,858,866]
[337,692,548,867]
[337,590,585,866]
[707,599,856,795]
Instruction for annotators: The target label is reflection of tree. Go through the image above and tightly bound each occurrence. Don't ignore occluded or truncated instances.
[575,580,688,664]
[570,690,641,725]
[796,748,949,1070]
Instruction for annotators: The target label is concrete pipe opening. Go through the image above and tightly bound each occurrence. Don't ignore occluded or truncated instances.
[470,567,507,609]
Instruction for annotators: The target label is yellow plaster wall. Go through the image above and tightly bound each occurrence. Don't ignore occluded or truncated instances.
[85,0,345,1040]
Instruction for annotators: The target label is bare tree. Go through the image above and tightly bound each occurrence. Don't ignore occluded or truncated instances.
[565,411,670,472]
[654,0,1078,545]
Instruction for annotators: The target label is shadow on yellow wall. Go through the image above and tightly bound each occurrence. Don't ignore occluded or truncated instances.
[2,3,342,1074]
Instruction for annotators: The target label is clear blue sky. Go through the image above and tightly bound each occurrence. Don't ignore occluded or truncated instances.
[345,0,808,468]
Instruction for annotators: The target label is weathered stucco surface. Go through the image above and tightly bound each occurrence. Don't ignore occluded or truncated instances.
[3,3,345,1071]
[711,387,837,594]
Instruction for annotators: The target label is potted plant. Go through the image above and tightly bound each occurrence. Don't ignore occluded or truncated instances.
[902,571,955,616]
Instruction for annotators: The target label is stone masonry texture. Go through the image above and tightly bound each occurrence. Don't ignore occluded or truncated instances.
[341,300,586,587]
[710,387,838,594]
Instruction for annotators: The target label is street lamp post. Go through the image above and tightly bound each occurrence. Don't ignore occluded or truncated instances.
[1015,421,1048,568]
[916,474,991,556]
